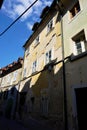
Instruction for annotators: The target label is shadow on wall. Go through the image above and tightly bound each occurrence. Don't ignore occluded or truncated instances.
[18,59,66,129]
[0,86,18,119]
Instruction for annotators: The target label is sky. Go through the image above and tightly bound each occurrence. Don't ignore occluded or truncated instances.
[0,0,53,68]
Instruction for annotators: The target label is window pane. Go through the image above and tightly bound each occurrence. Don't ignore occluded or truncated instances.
[47,19,53,33]
[45,50,52,64]
[32,60,37,73]
[76,42,82,54]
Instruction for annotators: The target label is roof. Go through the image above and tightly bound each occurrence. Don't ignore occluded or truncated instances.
[0,57,23,77]
[23,0,59,48]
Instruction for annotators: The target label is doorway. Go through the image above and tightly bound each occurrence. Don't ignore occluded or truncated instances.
[75,87,87,130]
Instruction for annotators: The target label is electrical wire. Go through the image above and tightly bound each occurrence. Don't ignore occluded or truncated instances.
[0,0,38,36]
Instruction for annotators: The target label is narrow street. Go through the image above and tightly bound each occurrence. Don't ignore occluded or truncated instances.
[0,116,55,130]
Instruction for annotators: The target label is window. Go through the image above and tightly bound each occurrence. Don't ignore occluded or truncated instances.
[41,97,48,116]
[32,60,37,73]
[75,40,82,55]
[26,47,30,56]
[23,68,26,77]
[13,71,17,81]
[72,30,86,55]
[2,77,5,85]
[69,1,80,19]
[45,50,52,64]
[35,35,39,45]
[47,19,53,33]
[7,75,10,83]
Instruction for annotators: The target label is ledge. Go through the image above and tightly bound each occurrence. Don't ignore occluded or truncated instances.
[70,51,87,62]
[44,59,57,70]
[31,71,40,76]
[34,42,40,48]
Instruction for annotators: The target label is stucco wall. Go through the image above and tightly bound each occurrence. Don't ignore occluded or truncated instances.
[65,55,87,130]
[63,0,87,57]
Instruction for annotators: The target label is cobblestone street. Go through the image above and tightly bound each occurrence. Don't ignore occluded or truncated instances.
[0,116,55,130]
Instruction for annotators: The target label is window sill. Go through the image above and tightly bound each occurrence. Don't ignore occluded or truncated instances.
[13,80,16,82]
[44,59,57,70]
[70,51,87,61]
[31,71,39,76]
[34,42,40,48]
[26,53,30,57]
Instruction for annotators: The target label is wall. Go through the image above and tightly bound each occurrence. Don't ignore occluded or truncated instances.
[19,9,64,130]
[63,0,87,57]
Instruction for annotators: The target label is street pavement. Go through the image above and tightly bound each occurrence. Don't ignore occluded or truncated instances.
[0,116,29,130]
[0,116,55,130]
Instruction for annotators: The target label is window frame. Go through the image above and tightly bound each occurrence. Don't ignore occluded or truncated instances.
[45,49,52,64]
[75,40,82,55]
[35,35,40,45]
[13,71,17,81]
[23,68,26,78]
[32,60,37,73]
[69,1,81,19]
[47,19,53,34]
[7,74,11,83]
[72,30,86,56]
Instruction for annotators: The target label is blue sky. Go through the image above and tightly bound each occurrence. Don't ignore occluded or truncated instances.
[0,0,53,68]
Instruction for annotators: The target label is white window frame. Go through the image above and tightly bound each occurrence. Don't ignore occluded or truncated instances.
[13,71,17,81]
[45,49,52,64]
[2,77,5,85]
[7,74,11,83]
[47,19,53,33]
[35,35,39,45]
[76,40,82,55]
[72,30,86,56]
[74,39,86,55]
[32,60,37,73]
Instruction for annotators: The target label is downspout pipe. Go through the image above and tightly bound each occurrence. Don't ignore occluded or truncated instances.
[56,1,68,130]
[61,15,68,130]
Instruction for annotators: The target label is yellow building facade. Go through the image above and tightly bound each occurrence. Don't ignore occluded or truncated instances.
[19,1,64,129]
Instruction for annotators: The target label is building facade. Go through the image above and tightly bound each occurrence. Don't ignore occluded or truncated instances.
[0,0,87,130]
[19,1,64,129]
[62,0,87,130]
[0,57,23,119]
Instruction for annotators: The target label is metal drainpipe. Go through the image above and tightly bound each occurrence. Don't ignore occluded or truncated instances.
[60,12,68,130]
[56,1,68,129]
